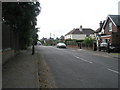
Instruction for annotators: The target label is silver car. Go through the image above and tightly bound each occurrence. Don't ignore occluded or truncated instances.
[56,43,66,48]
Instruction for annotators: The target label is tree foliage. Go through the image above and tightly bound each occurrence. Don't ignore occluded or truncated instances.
[2,2,41,49]
[82,36,95,44]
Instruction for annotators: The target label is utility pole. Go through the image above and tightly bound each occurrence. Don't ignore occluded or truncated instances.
[118,1,120,15]
[50,33,51,38]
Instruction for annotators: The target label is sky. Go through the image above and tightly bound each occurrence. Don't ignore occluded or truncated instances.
[36,0,120,39]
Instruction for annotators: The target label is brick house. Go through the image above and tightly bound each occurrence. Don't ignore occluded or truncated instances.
[101,15,120,46]
[95,15,120,51]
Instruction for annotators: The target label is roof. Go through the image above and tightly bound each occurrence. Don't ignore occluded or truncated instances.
[65,29,83,36]
[103,15,120,28]
[95,28,101,33]
[109,15,120,26]
[65,28,94,36]
[82,28,94,34]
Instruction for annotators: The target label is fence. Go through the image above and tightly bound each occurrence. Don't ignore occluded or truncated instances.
[2,23,20,64]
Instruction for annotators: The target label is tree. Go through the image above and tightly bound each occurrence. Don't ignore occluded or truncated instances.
[2,2,41,49]
[82,36,95,44]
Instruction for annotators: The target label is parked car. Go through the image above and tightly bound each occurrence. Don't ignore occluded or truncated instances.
[99,42,108,50]
[56,43,66,48]
[99,41,120,52]
[99,39,109,51]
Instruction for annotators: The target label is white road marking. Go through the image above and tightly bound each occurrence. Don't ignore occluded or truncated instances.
[74,55,93,64]
[107,68,119,74]
[77,49,83,50]
[94,54,109,58]
[71,50,76,52]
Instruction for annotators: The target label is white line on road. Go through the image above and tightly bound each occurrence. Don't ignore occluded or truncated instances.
[77,49,83,51]
[93,54,110,58]
[107,68,119,74]
[71,50,76,52]
[74,55,93,64]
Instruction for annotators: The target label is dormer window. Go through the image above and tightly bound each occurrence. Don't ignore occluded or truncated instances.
[109,22,112,32]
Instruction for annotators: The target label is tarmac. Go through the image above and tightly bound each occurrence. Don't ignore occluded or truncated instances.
[2,47,39,88]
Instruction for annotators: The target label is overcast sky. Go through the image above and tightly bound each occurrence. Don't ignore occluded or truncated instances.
[37,0,119,39]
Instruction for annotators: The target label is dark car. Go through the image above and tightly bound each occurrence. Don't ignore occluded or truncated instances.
[56,43,66,48]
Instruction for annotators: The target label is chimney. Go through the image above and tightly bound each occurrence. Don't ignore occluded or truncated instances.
[118,1,120,15]
[79,25,83,31]
[99,21,103,28]
[73,28,76,31]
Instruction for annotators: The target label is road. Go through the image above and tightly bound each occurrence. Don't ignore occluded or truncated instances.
[37,46,118,88]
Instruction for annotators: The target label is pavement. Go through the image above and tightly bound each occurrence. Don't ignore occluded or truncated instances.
[67,47,120,59]
[84,49,119,59]
[2,47,40,88]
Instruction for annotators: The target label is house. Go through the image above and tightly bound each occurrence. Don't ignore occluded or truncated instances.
[65,25,94,40]
[95,15,120,51]
[102,15,120,46]
[94,21,105,47]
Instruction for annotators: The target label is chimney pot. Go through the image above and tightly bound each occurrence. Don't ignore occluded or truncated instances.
[79,25,83,31]
[99,21,103,28]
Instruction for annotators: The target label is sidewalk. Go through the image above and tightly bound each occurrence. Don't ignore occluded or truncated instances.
[67,47,120,59]
[2,47,39,88]
[81,49,120,59]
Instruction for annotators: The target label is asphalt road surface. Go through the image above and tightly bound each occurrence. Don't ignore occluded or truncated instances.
[37,46,119,88]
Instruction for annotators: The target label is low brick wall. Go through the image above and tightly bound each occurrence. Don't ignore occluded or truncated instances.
[67,45,79,49]
[81,44,93,50]
[66,44,94,50]
[2,48,15,64]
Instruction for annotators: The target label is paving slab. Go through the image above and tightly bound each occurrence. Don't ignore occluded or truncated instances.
[2,47,39,88]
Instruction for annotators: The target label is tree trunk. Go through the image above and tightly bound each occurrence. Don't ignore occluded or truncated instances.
[32,44,35,55]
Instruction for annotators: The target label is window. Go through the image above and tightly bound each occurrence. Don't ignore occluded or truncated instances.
[86,34,89,37]
[109,22,112,32]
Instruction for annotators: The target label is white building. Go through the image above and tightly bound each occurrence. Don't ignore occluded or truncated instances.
[65,26,94,40]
